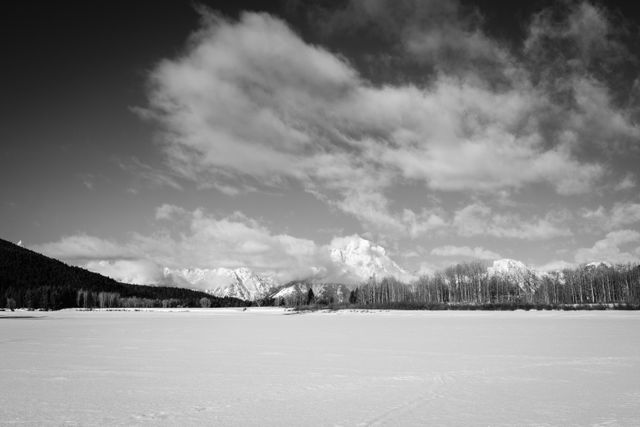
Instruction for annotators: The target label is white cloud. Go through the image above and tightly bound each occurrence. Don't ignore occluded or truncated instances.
[147,208,325,277]
[581,202,640,230]
[84,259,164,285]
[614,174,636,191]
[610,203,640,228]
[453,203,571,240]
[574,230,640,264]
[431,245,501,260]
[139,9,631,236]
[403,209,448,238]
[581,205,606,222]
[155,203,188,220]
[328,188,448,237]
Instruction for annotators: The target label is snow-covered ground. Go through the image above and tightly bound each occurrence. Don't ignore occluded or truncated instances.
[1,309,639,426]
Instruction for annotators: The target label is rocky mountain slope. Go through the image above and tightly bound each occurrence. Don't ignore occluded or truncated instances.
[163,267,278,301]
[487,258,545,292]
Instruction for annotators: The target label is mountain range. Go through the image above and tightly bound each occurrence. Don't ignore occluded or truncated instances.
[163,267,278,301]
[163,235,416,301]
[4,235,618,303]
[162,235,565,301]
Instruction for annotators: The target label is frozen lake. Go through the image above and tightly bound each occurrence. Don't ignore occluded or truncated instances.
[1,308,639,426]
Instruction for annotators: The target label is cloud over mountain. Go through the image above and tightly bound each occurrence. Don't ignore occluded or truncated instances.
[33,206,415,288]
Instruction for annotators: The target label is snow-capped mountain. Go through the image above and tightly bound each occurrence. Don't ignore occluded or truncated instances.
[487,259,544,292]
[163,254,622,301]
[161,236,413,300]
[163,267,277,301]
[328,235,415,283]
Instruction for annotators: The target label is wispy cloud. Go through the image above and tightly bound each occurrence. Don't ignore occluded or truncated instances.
[33,234,136,261]
[78,173,96,190]
[116,156,183,191]
[453,203,572,240]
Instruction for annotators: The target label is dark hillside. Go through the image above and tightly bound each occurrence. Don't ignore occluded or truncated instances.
[0,238,246,309]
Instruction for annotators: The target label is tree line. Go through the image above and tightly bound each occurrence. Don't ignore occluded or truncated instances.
[272,262,640,310]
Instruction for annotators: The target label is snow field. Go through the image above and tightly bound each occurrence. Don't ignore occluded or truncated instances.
[1,309,639,426]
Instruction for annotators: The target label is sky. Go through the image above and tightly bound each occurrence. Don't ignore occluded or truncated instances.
[1,0,640,285]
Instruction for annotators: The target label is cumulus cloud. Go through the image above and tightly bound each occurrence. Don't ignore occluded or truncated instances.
[430,245,501,260]
[574,230,640,264]
[453,203,571,240]
[138,6,636,236]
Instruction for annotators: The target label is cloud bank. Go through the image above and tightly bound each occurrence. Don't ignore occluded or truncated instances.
[33,206,412,287]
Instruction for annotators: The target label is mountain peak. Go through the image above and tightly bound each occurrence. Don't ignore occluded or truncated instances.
[488,258,541,292]
[328,235,414,283]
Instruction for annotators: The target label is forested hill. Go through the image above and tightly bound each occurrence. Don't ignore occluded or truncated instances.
[0,238,246,309]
